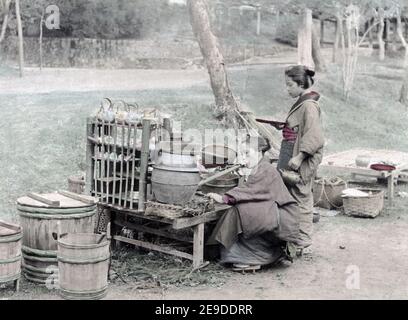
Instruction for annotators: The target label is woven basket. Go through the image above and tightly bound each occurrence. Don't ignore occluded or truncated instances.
[343,188,384,218]
[313,177,347,209]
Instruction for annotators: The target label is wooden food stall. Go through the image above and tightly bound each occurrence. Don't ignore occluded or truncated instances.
[84,101,238,268]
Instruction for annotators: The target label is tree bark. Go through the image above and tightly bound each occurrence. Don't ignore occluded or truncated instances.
[188,0,237,115]
[378,9,385,61]
[384,18,390,51]
[0,0,11,43]
[15,0,24,77]
[312,23,327,72]
[256,7,261,36]
[333,17,340,63]
[396,12,408,67]
[297,8,314,69]
[367,18,373,55]
[320,19,324,45]
[39,10,44,70]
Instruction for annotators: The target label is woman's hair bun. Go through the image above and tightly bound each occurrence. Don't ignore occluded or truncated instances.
[306,68,315,77]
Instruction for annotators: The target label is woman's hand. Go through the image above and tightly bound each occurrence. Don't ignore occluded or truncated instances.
[207,193,224,204]
[288,152,307,171]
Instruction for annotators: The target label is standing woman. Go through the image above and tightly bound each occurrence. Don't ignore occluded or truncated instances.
[275,65,325,254]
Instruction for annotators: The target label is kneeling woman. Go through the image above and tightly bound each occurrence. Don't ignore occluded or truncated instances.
[207,136,300,271]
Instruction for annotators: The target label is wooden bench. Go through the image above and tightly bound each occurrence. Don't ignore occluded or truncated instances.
[108,204,230,269]
[318,149,408,206]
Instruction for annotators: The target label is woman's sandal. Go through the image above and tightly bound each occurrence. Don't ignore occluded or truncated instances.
[232,264,261,274]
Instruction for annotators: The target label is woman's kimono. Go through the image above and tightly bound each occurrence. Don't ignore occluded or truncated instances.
[208,157,300,266]
[278,91,325,248]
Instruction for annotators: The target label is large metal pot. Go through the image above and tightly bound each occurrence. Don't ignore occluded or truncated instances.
[151,165,201,205]
[156,141,200,168]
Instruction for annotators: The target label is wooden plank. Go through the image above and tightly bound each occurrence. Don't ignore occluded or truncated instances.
[110,206,174,225]
[193,223,204,269]
[85,117,94,195]
[387,172,395,206]
[112,119,118,205]
[118,122,125,205]
[130,125,137,210]
[113,235,193,261]
[0,220,21,232]
[172,206,230,230]
[27,192,60,207]
[114,219,194,244]
[106,117,112,204]
[57,190,96,205]
[101,118,106,203]
[123,123,132,206]
[318,165,386,177]
[138,119,151,212]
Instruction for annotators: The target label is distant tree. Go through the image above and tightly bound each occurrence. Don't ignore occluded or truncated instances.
[0,0,11,43]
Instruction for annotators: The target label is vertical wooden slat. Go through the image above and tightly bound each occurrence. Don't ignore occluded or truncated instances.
[130,125,137,210]
[85,117,93,195]
[93,123,98,199]
[138,119,151,213]
[112,120,118,204]
[118,122,125,206]
[193,223,205,269]
[106,121,111,204]
[101,119,106,204]
[123,123,132,207]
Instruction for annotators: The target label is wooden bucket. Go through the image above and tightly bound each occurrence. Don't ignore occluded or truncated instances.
[68,175,85,194]
[58,233,110,300]
[0,220,22,287]
[17,192,97,284]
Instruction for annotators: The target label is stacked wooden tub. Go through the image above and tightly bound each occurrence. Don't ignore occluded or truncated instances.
[58,233,110,300]
[16,192,97,285]
[0,220,22,291]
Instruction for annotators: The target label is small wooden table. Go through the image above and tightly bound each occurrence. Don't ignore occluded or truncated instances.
[109,204,230,269]
[318,149,408,206]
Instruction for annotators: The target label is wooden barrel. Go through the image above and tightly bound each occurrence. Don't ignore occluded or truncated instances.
[0,220,22,286]
[58,233,110,300]
[17,192,97,284]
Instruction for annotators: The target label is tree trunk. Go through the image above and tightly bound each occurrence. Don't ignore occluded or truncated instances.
[188,0,237,114]
[320,19,324,45]
[396,12,408,67]
[39,10,44,70]
[368,18,373,55]
[333,18,340,63]
[312,23,327,72]
[187,0,280,155]
[256,7,261,36]
[15,0,24,77]
[0,0,11,44]
[378,9,385,61]
[384,18,390,51]
[297,8,314,69]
